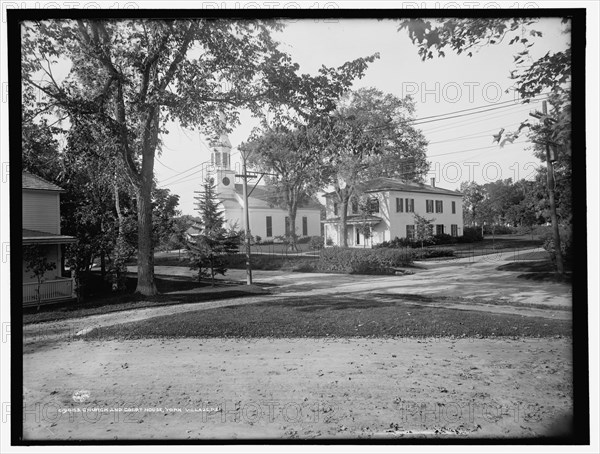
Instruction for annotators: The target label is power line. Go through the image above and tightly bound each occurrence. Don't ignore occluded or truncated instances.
[410,94,545,124]
[422,105,536,136]
[427,120,527,145]
[409,94,549,126]
[413,100,546,129]
[156,157,179,173]
[157,132,219,184]
[428,139,528,159]
[165,150,242,187]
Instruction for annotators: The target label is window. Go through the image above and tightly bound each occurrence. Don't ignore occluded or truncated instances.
[266,216,272,237]
[426,200,434,213]
[369,197,380,213]
[356,228,360,245]
[285,216,290,236]
[406,198,415,213]
[406,225,415,240]
[333,202,338,216]
[396,197,403,213]
[451,224,458,237]
[452,201,456,214]
[436,224,444,235]
[435,200,443,213]
[351,199,359,214]
[302,216,308,236]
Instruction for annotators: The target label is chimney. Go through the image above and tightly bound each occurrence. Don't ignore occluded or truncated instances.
[430,177,435,188]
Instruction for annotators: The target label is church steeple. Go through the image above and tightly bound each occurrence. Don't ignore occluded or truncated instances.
[208,112,236,198]
[210,112,232,170]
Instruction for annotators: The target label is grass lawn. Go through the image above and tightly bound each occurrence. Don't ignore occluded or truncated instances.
[426,234,544,258]
[90,294,571,340]
[23,274,267,324]
[153,253,318,271]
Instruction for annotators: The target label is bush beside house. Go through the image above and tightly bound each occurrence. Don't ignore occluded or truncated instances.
[302,247,414,275]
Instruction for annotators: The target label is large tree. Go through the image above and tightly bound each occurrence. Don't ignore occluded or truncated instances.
[239,126,322,251]
[314,88,429,247]
[460,181,485,229]
[22,18,377,295]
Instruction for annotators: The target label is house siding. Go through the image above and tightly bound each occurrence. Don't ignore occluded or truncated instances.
[388,190,463,241]
[22,190,61,234]
[220,199,320,240]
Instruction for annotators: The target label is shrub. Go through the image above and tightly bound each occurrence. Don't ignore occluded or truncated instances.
[460,226,484,243]
[312,247,413,274]
[375,237,412,249]
[326,237,334,246]
[541,225,572,270]
[412,248,455,260]
[308,236,324,250]
[297,236,311,244]
[483,224,516,235]
[432,233,457,245]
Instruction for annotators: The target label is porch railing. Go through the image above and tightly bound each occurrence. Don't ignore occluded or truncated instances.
[23,278,75,306]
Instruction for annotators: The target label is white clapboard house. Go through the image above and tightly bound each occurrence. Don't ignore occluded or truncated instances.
[22,171,76,306]
[323,177,464,247]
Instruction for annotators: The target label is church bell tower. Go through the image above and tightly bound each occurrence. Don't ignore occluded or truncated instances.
[209,116,236,198]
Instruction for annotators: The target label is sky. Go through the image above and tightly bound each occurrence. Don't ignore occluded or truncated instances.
[151,17,571,215]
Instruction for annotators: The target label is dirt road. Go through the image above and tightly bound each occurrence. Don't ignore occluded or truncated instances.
[23,337,572,440]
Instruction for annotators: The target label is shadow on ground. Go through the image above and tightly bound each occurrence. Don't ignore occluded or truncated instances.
[496,261,572,283]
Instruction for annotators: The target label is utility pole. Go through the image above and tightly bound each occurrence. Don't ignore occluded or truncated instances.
[237,150,254,285]
[530,101,564,275]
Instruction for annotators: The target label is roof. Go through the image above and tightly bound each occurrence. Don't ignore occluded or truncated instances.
[324,178,462,197]
[185,225,202,237]
[22,172,64,192]
[233,184,323,210]
[23,229,76,244]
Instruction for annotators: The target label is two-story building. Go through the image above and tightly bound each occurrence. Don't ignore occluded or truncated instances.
[323,177,463,247]
[22,171,76,306]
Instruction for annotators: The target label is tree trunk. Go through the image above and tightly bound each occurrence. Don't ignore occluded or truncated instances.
[287,204,298,252]
[338,197,349,247]
[100,250,106,279]
[135,177,157,296]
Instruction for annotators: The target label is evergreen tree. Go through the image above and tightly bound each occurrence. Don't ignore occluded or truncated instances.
[187,178,239,285]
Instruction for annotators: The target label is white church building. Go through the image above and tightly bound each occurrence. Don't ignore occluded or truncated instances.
[203,131,322,241]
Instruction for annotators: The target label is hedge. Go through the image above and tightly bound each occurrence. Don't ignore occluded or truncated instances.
[308,247,414,274]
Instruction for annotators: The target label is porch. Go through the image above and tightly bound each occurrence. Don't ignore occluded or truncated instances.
[323,215,383,247]
[23,277,76,307]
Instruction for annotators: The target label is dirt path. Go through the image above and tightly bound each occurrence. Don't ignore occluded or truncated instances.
[22,337,572,440]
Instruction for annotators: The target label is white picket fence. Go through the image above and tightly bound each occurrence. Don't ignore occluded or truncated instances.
[23,278,75,306]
